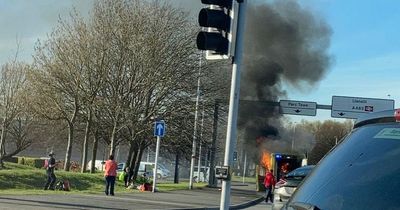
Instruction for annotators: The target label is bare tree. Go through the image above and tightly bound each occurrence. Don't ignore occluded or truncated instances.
[22,0,230,175]
[29,12,92,171]
[78,10,110,173]
[308,120,353,164]
[0,60,29,168]
[88,0,203,177]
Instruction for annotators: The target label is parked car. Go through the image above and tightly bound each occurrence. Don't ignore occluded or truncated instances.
[283,109,400,210]
[117,162,126,172]
[117,161,171,179]
[274,165,315,202]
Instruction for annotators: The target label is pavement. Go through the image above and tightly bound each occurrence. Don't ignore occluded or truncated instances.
[0,182,273,210]
[243,200,284,210]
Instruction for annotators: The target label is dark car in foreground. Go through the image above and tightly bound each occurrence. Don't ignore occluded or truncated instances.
[274,165,315,202]
[283,109,400,210]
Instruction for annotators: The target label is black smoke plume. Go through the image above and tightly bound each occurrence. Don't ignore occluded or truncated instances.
[239,0,332,153]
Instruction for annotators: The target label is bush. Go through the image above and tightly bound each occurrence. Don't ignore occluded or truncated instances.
[17,157,25,165]
[23,158,45,168]
[136,175,151,185]
[70,161,81,172]
[4,156,18,163]
[56,160,81,172]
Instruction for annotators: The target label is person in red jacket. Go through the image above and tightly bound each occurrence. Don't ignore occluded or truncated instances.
[104,155,118,196]
[264,169,276,203]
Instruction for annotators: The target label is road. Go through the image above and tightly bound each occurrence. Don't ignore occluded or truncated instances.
[0,183,265,210]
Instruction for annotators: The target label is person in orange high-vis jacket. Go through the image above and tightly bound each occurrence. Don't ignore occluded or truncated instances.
[104,155,118,196]
[264,169,276,203]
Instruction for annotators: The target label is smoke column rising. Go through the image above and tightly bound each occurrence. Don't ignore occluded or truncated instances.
[239,0,332,153]
[170,0,332,157]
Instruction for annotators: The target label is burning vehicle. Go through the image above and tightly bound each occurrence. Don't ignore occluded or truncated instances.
[256,149,302,192]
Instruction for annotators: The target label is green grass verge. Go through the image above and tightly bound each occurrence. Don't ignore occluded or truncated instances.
[0,162,207,195]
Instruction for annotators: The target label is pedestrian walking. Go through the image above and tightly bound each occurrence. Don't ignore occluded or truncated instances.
[44,152,57,190]
[264,169,276,203]
[104,154,118,196]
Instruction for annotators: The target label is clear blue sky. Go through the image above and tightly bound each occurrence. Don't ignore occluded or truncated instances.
[1,0,399,122]
[288,0,400,122]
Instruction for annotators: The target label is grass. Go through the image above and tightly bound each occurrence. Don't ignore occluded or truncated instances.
[0,162,207,195]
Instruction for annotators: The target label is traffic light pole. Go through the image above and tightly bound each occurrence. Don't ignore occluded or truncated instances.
[220,0,247,209]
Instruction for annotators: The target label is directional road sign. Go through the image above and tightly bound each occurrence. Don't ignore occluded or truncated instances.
[154,120,165,137]
[331,96,395,119]
[279,100,317,116]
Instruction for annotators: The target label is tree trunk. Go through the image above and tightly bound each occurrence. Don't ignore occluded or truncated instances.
[132,143,145,181]
[64,99,78,171]
[0,121,7,169]
[109,119,118,156]
[174,151,180,183]
[64,121,74,171]
[129,145,138,169]
[90,129,99,173]
[126,140,136,168]
[81,108,92,173]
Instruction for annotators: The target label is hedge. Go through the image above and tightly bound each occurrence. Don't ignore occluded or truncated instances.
[16,157,45,168]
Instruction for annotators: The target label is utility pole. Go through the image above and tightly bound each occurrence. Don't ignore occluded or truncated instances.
[197,104,205,182]
[189,54,202,189]
[292,123,296,152]
[242,151,247,184]
[208,100,219,187]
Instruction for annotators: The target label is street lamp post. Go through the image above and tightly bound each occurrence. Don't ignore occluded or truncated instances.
[291,123,296,152]
[189,53,202,189]
[197,104,205,183]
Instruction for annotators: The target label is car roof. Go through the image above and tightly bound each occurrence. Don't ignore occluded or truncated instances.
[290,165,315,172]
[354,109,399,128]
[299,165,315,169]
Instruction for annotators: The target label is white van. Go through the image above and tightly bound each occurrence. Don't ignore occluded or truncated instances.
[193,166,210,182]
[87,160,106,171]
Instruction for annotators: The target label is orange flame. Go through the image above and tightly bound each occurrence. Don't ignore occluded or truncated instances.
[260,149,271,170]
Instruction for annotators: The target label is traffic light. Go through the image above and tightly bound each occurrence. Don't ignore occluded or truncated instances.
[196,0,234,59]
[233,151,238,161]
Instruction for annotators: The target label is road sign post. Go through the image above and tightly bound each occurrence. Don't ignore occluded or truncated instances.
[153,120,165,193]
[331,96,395,119]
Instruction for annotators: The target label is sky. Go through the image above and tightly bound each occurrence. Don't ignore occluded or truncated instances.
[287,0,400,122]
[1,0,400,123]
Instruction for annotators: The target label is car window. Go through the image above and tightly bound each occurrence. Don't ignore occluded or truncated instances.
[139,163,145,171]
[290,123,400,210]
[117,163,124,170]
[285,179,302,187]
